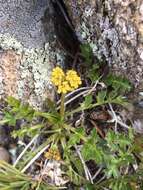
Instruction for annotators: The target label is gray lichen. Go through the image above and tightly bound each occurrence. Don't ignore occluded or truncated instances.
[0,34,55,109]
[0,34,23,52]
[65,0,143,89]
[0,0,48,48]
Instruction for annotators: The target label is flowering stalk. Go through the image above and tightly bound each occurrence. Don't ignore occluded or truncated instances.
[60,93,65,118]
[51,66,82,118]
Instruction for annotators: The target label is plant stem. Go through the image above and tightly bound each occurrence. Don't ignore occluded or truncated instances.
[66,103,100,116]
[13,134,39,167]
[21,144,50,173]
[75,145,93,183]
[60,93,65,118]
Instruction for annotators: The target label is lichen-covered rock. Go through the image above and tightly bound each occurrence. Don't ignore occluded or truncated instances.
[0,0,48,48]
[0,34,55,109]
[0,0,63,109]
[0,50,21,97]
[65,0,143,89]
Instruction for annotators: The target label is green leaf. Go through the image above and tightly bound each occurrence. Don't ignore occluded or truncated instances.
[6,96,20,108]
[69,152,84,176]
[110,95,129,106]
[4,97,36,123]
[105,74,132,94]
[35,111,62,125]
[84,183,95,190]
[17,103,34,119]
[89,128,98,144]
[88,64,100,82]
[80,43,93,65]
[96,90,107,104]
[105,130,132,151]
[67,128,85,148]
[12,124,43,138]
[66,165,84,186]
[82,143,102,163]
[3,112,16,126]
[0,119,10,125]
[105,164,120,178]
[83,95,93,108]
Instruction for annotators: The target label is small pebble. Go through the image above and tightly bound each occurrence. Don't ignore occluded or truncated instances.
[139,3,143,16]
[0,147,10,163]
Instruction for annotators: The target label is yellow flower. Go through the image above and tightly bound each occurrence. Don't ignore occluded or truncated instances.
[51,67,81,94]
[66,70,82,89]
[44,148,61,161]
[51,67,65,86]
[58,81,72,94]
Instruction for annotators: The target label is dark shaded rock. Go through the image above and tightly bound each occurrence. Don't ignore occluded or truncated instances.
[0,126,11,147]
[42,0,80,60]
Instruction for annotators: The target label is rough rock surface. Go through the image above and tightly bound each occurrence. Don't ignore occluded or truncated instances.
[1,0,143,108]
[0,40,54,108]
[0,0,58,108]
[0,0,48,48]
[65,0,143,90]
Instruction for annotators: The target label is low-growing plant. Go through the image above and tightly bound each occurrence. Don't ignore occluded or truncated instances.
[0,44,142,190]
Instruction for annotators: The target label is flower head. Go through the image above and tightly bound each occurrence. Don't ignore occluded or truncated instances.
[66,70,82,89]
[51,67,65,86]
[44,147,61,161]
[51,67,81,94]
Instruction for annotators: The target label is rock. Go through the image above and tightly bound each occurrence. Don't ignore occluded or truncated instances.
[0,125,11,147]
[0,147,10,163]
[48,0,80,56]
[0,0,48,48]
[0,36,56,109]
[0,0,58,109]
[64,0,143,89]
[0,50,21,97]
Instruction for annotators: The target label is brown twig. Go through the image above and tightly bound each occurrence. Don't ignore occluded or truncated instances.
[90,120,105,138]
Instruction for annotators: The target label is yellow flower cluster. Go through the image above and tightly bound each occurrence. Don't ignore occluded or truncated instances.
[51,67,81,94]
[44,148,61,161]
